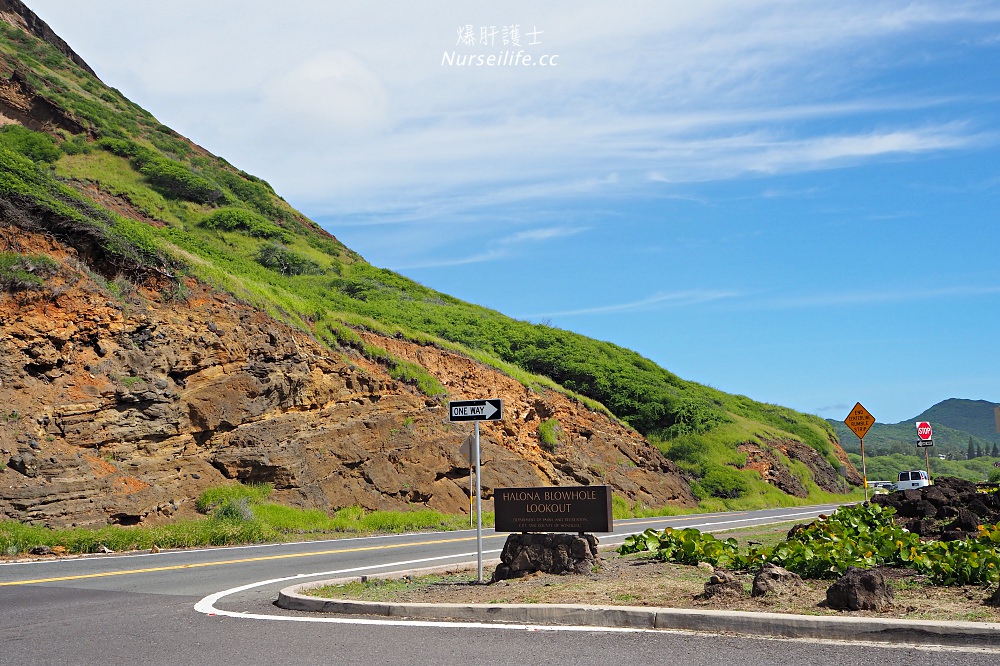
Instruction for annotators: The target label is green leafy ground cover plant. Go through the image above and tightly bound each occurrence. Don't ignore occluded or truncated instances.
[304,527,1000,624]
[618,501,1000,586]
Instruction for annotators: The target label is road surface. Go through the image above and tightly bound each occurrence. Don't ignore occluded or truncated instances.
[2,504,996,665]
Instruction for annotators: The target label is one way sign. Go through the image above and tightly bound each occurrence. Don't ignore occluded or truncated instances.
[449,398,503,422]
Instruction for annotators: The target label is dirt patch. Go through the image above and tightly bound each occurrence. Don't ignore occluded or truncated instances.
[317,553,1000,624]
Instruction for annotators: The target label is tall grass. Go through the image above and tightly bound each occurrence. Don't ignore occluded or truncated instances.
[0,483,486,556]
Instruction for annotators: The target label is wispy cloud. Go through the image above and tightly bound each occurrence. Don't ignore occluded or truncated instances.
[393,249,509,270]
[536,284,1000,319]
[760,285,1000,309]
[29,0,1000,255]
[34,0,999,221]
[522,289,741,318]
[500,227,588,244]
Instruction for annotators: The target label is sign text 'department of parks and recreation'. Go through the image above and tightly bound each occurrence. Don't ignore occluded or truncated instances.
[448,399,503,422]
[845,402,876,439]
[494,485,613,533]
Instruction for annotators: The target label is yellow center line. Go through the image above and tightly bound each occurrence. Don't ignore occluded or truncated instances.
[2,510,796,587]
[0,533,506,587]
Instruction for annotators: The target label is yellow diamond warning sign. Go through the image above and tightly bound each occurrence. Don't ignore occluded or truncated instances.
[845,402,876,439]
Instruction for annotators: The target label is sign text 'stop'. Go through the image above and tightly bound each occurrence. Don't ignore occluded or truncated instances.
[916,421,933,441]
[845,402,876,439]
[448,398,503,422]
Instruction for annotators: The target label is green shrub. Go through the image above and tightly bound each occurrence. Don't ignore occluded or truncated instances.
[200,207,288,240]
[698,465,750,499]
[210,168,284,219]
[662,397,732,438]
[211,496,255,522]
[59,133,92,155]
[139,158,224,204]
[664,439,705,465]
[97,137,224,204]
[255,242,322,276]
[97,137,150,161]
[0,125,61,163]
[917,524,1000,585]
[0,252,60,291]
[538,418,561,452]
[196,483,273,514]
[385,358,445,397]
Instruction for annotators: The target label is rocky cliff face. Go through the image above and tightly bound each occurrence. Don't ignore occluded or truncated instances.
[0,0,858,530]
[0,227,697,528]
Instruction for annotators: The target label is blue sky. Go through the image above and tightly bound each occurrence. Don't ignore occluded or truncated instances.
[28,1,1000,425]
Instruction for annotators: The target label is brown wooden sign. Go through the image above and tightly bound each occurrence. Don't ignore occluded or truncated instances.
[494,485,613,533]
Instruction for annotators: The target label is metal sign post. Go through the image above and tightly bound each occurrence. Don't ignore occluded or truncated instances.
[450,399,503,583]
[916,421,933,483]
[845,402,876,501]
[474,421,482,582]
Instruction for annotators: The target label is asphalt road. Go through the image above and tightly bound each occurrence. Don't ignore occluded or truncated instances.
[2,504,998,665]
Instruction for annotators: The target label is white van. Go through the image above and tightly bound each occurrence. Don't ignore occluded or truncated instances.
[895,470,930,491]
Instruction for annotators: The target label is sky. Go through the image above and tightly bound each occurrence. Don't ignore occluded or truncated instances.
[24,1,1000,425]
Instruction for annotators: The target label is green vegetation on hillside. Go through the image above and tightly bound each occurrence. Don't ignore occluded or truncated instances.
[829,399,999,461]
[847,452,999,484]
[915,399,1000,442]
[0,19,851,508]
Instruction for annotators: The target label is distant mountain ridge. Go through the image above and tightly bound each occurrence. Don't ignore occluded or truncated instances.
[829,398,999,458]
[912,399,1000,442]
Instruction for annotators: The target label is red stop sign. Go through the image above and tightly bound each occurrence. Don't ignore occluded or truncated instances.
[916,421,933,441]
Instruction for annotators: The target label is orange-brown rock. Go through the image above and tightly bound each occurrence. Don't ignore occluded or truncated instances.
[0,230,697,528]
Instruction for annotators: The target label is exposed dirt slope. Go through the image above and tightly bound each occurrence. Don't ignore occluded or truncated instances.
[0,0,859,528]
[0,228,698,528]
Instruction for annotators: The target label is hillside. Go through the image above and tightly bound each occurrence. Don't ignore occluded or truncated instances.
[830,399,1000,460]
[914,399,1000,442]
[0,1,860,529]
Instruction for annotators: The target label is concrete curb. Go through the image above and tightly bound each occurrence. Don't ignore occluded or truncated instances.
[276,563,1000,648]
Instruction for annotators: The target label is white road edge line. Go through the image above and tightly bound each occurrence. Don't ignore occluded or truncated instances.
[192,506,848,636]
[192,549,646,633]
[194,549,648,633]
[193,551,1000,650]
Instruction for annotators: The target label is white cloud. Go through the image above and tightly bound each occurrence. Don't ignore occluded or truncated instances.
[26,0,1000,219]
[499,227,587,244]
[760,285,1000,309]
[266,51,388,131]
[524,290,741,318]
